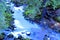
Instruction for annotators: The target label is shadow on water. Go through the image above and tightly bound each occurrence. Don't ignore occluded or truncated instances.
[3,0,60,40]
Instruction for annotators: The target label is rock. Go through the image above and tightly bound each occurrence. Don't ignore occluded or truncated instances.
[8,26,15,31]
[58,30,60,33]
[24,38,31,40]
[0,38,3,40]
[54,16,60,22]
[5,29,10,31]
[14,35,24,40]
[10,10,14,13]
[7,34,13,38]
[43,35,50,40]
[15,3,23,7]
[18,35,23,39]
[11,0,23,7]
[11,25,16,28]
[1,32,6,36]
[14,38,20,40]
[55,9,60,16]
[12,18,15,21]
[21,32,25,34]
[26,32,31,36]
[53,9,60,22]
[10,21,14,26]
[0,33,5,40]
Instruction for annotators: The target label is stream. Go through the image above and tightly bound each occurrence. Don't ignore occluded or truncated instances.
[3,0,60,40]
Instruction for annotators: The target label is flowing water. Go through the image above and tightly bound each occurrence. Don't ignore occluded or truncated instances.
[3,1,60,40]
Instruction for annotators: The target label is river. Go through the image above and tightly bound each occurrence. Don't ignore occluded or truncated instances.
[3,0,60,40]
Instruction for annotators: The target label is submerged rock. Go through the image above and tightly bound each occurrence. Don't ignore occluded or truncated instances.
[14,38,20,40]
[54,9,60,22]
[0,33,5,40]
[7,34,14,38]
[26,32,31,36]
[43,35,50,40]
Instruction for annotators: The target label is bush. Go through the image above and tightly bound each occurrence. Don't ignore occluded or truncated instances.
[0,0,12,33]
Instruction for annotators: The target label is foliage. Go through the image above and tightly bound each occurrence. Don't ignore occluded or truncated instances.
[11,0,42,22]
[45,0,60,9]
[0,0,12,33]
[24,38,30,40]
[11,0,60,23]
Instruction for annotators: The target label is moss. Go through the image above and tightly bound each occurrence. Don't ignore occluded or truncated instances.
[54,16,60,22]
[4,10,12,26]
[24,38,30,40]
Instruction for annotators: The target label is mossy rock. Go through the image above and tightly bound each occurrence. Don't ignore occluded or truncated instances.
[54,16,60,22]
[24,38,30,40]
[0,33,5,40]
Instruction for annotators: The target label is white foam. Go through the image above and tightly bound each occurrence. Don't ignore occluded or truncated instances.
[11,30,27,38]
[13,6,24,12]
[14,20,24,29]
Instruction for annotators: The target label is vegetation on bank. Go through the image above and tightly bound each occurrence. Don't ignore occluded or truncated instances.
[11,0,60,33]
[0,1,12,33]
[0,1,30,40]
[11,0,60,23]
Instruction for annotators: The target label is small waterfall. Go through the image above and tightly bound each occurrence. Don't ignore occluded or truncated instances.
[3,1,60,40]
[9,2,48,40]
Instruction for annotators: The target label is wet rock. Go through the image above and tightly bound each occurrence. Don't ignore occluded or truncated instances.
[14,38,20,40]
[21,32,25,34]
[18,35,22,39]
[14,35,24,40]
[10,21,14,26]
[5,29,10,31]
[55,9,60,16]
[43,35,50,40]
[11,0,23,7]
[24,38,31,40]
[26,32,31,36]
[11,25,16,28]
[10,10,14,13]
[15,3,23,7]
[53,9,60,22]
[7,34,14,38]
[54,16,60,22]
[10,18,15,26]
[12,18,15,21]
[0,33,5,40]
[0,38,3,40]
[11,27,14,31]
[8,26,14,31]
[58,30,60,33]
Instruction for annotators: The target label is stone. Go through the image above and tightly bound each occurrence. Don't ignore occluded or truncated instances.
[10,10,14,13]
[14,38,20,40]
[11,25,16,28]
[7,34,14,38]
[0,33,5,40]
[26,32,31,36]
[43,35,50,40]
[1,32,6,36]
[18,35,22,39]
[12,18,15,21]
